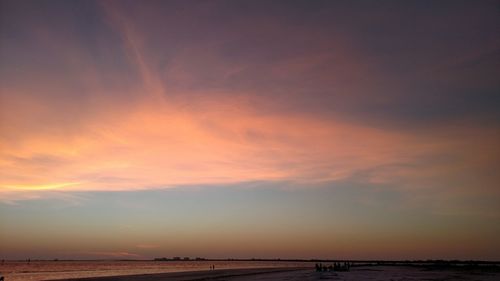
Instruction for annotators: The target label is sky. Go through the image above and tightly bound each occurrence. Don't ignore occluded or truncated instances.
[0,0,499,260]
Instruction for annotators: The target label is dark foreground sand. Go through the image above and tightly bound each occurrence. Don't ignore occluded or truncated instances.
[50,268,309,281]
[50,266,500,281]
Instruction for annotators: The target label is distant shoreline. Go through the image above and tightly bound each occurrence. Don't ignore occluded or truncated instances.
[3,259,500,264]
[1,258,500,265]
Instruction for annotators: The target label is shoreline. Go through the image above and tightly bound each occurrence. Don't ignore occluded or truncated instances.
[10,264,500,281]
[48,267,311,281]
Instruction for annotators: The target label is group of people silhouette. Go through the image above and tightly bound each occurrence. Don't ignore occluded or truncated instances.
[315,262,351,272]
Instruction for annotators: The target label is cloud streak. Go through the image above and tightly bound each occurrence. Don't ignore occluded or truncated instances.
[2,92,498,204]
[81,251,142,259]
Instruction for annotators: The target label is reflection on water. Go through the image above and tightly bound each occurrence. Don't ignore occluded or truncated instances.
[3,261,499,281]
[0,260,311,281]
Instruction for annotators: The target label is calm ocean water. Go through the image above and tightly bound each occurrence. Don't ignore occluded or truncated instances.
[0,260,312,281]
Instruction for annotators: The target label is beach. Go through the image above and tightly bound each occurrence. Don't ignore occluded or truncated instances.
[3,261,499,281]
[51,266,500,281]
[3,260,500,281]
[0,261,310,281]
[53,268,308,281]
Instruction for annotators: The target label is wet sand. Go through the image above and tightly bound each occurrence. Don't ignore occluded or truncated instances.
[49,266,500,281]
[50,267,310,281]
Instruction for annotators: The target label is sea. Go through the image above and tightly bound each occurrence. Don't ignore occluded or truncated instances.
[0,260,309,281]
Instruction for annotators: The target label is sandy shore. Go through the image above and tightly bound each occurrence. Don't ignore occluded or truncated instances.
[50,267,311,281]
[47,266,500,281]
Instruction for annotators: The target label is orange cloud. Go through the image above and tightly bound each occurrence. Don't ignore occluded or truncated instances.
[3,92,497,203]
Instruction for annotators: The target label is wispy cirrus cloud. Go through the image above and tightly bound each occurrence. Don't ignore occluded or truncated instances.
[81,251,142,259]
[2,95,498,207]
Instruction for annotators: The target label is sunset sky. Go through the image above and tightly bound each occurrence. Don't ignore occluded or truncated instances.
[1,0,499,260]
